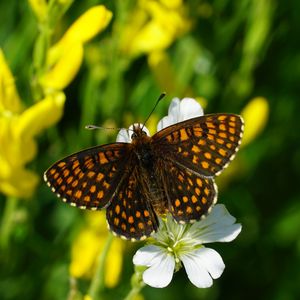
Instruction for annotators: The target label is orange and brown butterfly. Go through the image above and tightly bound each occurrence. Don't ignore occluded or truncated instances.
[44,97,244,241]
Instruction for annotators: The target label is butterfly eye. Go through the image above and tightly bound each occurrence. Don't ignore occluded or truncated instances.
[141,130,147,136]
[131,132,138,139]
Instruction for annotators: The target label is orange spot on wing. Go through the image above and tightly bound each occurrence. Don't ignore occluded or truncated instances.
[75,190,82,199]
[192,145,201,153]
[192,195,198,203]
[216,138,225,144]
[202,197,207,204]
[219,148,227,157]
[63,169,70,177]
[87,171,96,178]
[84,195,91,202]
[115,205,120,214]
[175,199,181,207]
[72,180,78,187]
[90,185,96,193]
[218,115,227,121]
[196,178,203,187]
[186,206,192,214]
[201,161,209,169]
[219,132,227,138]
[204,152,212,159]
[219,124,226,131]
[72,160,79,169]
[128,216,134,224]
[180,129,189,141]
[97,190,103,199]
[58,162,66,168]
[96,173,104,182]
[138,222,145,229]
[229,127,236,134]
[98,152,109,164]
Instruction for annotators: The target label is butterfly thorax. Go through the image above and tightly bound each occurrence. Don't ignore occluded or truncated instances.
[131,126,167,215]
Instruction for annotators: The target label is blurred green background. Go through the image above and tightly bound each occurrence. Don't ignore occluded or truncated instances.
[1,0,300,299]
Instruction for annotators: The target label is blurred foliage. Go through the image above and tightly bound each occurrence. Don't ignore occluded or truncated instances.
[0,0,300,299]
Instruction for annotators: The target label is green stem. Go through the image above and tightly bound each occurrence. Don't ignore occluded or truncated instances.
[31,0,74,100]
[0,196,18,249]
[87,233,114,300]
[124,267,145,300]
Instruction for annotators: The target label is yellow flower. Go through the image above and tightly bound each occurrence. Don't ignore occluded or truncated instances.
[241,97,269,147]
[40,5,112,91]
[120,0,191,57]
[70,211,124,288]
[0,50,23,114]
[0,49,66,198]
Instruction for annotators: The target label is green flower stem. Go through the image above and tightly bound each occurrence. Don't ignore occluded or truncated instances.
[124,267,145,300]
[0,196,18,249]
[87,233,114,300]
[31,0,74,100]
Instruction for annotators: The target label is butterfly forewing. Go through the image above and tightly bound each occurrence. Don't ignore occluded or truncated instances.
[106,166,159,240]
[158,159,217,223]
[152,114,244,177]
[44,143,132,209]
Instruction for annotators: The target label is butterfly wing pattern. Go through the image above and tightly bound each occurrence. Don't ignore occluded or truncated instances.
[44,144,132,210]
[44,113,244,241]
[152,113,243,224]
[152,114,244,177]
[106,166,159,240]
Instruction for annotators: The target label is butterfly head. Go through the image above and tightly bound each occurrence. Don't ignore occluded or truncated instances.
[129,123,151,144]
[131,124,148,139]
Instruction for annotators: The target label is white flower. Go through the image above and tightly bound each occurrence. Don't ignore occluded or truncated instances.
[116,97,203,143]
[157,97,204,131]
[133,204,242,288]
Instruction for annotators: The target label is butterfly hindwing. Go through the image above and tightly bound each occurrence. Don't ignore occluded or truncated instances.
[106,166,159,240]
[44,143,132,209]
[152,114,244,177]
[158,158,218,223]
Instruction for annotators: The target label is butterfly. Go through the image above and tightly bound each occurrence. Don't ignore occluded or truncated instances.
[44,114,244,241]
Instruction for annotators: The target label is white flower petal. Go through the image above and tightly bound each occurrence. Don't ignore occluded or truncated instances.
[180,247,225,288]
[157,97,204,131]
[116,128,130,142]
[133,245,175,288]
[157,98,180,131]
[133,245,164,266]
[178,98,204,122]
[189,204,242,243]
[143,251,175,288]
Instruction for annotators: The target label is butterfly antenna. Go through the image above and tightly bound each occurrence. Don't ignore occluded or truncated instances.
[141,92,166,130]
[85,125,123,131]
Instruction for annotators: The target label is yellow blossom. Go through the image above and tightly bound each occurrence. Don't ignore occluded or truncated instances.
[120,0,191,57]
[41,5,112,90]
[0,49,66,198]
[241,97,269,147]
[0,50,23,113]
[70,211,124,288]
